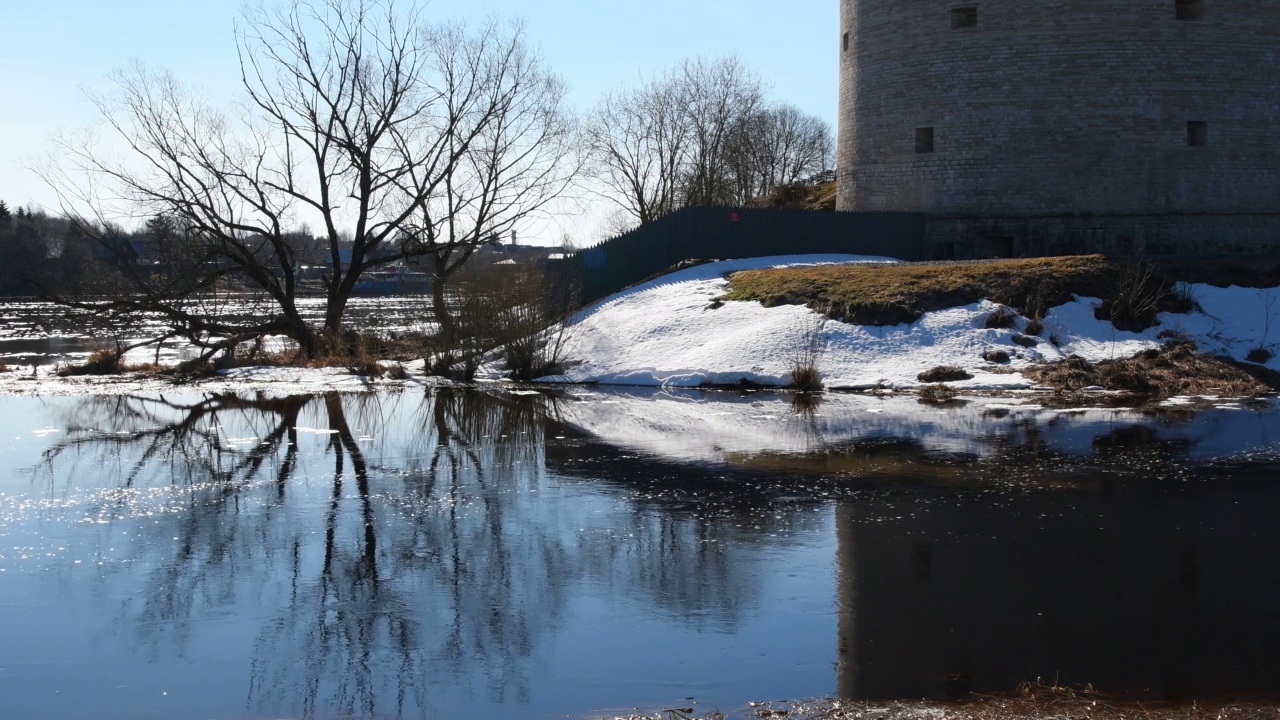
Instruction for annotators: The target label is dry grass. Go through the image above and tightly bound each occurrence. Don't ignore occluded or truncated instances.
[984,305,1018,329]
[174,330,392,378]
[918,365,973,383]
[56,349,161,377]
[0,362,9,373]
[1025,343,1276,397]
[787,317,826,391]
[724,256,1115,326]
[1011,334,1039,348]
[745,180,838,212]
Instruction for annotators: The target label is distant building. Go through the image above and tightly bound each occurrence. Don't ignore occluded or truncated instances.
[837,1,1280,258]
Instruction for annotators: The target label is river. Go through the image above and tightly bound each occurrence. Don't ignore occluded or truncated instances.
[0,387,1278,719]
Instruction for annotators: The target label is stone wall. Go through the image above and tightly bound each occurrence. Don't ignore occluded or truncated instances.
[837,0,1280,230]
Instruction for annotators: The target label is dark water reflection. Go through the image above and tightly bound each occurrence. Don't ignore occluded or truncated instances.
[0,389,1278,719]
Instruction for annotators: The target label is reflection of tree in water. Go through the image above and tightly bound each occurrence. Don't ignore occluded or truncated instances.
[38,389,777,718]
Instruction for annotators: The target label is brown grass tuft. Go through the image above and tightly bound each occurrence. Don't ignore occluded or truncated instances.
[0,362,9,373]
[918,365,973,383]
[984,305,1017,329]
[1026,343,1275,396]
[789,365,823,392]
[58,349,127,377]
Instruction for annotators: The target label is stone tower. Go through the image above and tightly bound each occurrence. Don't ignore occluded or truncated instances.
[836,1,1280,257]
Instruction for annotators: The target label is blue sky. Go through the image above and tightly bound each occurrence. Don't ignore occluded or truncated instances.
[1,0,836,241]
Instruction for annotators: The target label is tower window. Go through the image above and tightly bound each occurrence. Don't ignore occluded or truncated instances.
[915,127,935,154]
[842,32,849,51]
[951,7,978,29]
[1176,0,1205,20]
[1187,121,1208,147]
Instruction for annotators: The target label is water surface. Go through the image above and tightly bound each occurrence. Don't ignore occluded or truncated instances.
[0,388,1278,719]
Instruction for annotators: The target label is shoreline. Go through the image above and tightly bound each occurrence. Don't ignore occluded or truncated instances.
[0,356,1276,404]
[593,691,1280,720]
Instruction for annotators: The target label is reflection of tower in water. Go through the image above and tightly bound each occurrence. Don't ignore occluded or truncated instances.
[835,501,858,700]
[832,480,1280,701]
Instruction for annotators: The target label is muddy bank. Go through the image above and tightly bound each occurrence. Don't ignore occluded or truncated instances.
[1021,343,1279,398]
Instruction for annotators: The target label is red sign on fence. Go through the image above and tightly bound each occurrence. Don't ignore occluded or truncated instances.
[728,211,741,223]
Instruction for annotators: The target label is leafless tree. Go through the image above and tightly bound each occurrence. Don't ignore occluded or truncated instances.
[676,56,765,207]
[39,0,576,359]
[582,78,689,226]
[727,103,833,203]
[583,57,832,228]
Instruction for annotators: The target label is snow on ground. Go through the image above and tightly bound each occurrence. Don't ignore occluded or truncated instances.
[533,255,1280,389]
[2,255,1278,397]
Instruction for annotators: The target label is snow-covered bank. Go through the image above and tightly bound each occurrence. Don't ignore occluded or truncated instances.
[537,255,1280,390]
[3,254,1278,398]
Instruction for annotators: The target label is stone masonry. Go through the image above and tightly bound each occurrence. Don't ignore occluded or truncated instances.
[836,0,1280,257]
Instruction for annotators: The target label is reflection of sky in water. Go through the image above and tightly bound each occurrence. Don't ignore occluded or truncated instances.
[0,389,1277,719]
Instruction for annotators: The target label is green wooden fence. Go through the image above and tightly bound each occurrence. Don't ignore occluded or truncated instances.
[547,206,925,307]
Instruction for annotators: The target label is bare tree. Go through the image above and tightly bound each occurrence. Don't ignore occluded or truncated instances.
[39,0,575,360]
[676,56,765,207]
[399,19,577,337]
[583,57,833,227]
[582,78,688,226]
[727,103,833,203]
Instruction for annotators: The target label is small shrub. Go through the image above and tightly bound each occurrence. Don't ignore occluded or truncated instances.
[1024,317,1044,336]
[1247,347,1273,364]
[984,305,1017,329]
[385,363,409,380]
[788,316,825,391]
[57,349,125,376]
[983,349,1010,364]
[311,330,385,377]
[1169,282,1201,313]
[789,365,823,392]
[1098,254,1169,332]
[917,365,973,383]
[1011,333,1039,348]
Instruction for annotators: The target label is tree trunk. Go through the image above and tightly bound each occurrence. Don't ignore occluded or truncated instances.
[431,276,455,340]
[323,280,354,337]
